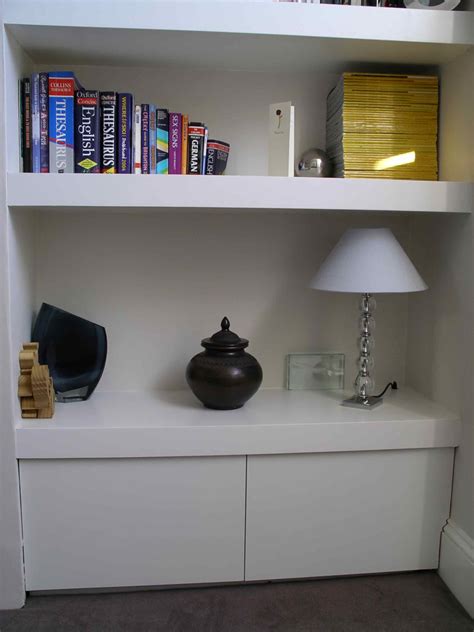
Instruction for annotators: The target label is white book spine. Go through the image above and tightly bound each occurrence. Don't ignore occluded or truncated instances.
[134,105,142,174]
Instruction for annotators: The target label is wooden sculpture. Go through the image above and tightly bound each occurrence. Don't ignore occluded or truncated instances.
[18,342,55,419]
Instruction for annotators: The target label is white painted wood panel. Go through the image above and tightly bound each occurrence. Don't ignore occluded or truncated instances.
[20,456,246,590]
[15,389,461,459]
[7,175,473,213]
[4,2,473,72]
[439,520,474,618]
[246,449,454,581]
[0,15,26,610]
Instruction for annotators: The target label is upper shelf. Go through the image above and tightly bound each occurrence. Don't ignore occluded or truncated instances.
[4,1,474,72]
[7,174,473,214]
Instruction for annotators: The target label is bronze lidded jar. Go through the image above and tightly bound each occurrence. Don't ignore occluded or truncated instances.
[186,317,263,410]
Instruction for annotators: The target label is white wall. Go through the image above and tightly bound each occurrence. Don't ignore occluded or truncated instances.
[408,49,473,614]
[33,210,411,393]
[37,63,337,177]
[437,50,474,540]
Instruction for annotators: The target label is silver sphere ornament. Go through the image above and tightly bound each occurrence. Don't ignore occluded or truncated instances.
[296,148,333,178]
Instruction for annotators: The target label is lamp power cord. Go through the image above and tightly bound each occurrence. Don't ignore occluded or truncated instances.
[374,381,398,399]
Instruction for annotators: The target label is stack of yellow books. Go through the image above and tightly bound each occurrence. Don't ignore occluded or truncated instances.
[326,73,438,180]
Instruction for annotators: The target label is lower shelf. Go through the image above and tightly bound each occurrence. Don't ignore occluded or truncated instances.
[7,174,474,214]
[15,387,460,459]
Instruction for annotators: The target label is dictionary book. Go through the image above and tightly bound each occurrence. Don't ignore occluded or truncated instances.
[134,105,141,174]
[149,104,156,174]
[74,90,100,173]
[156,108,169,174]
[141,104,150,174]
[187,122,205,175]
[205,140,230,175]
[117,92,133,173]
[201,126,208,175]
[39,72,49,172]
[100,92,117,173]
[181,115,189,175]
[31,73,40,173]
[20,78,32,173]
[48,71,76,173]
[118,93,133,174]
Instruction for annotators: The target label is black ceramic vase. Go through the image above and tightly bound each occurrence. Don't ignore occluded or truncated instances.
[186,317,263,410]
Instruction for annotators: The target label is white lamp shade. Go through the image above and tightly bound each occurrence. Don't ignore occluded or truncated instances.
[310,228,428,294]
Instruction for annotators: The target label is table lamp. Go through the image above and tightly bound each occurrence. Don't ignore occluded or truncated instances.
[310,228,427,409]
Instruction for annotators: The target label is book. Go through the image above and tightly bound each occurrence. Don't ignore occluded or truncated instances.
[201,126,208,175]
[74,90,100,173]
[187,122,205,175]
[31,73,40,173]
[268,101,295,177]
[20,78,32,173]
[149,105,157,174]
[39,72,49,173]
[156,108,169,174]
[48,71,76,173]
[169,112,182,174]
[100,92,117,173]
[117,93,133,174]
[18,80,24,172]
[141,104,150,174]
[205,140,230,175]
[181,115,189,175]
[134,105,141,174]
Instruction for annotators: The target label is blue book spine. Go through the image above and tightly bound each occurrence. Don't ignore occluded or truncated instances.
[149,105,156,175]
[156,108,169,174]
[201,126,208,175]
[118,93,133,174]
[48,71,75,173]
[31,73,40,173]
[39,73,49,172]
[141,104,150,174]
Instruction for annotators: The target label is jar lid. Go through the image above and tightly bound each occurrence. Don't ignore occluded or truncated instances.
[202,317,249,351]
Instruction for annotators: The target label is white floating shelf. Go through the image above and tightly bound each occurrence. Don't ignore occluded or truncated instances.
[7,174,473,214]
[16,388,461,459]
[4,1,473,71]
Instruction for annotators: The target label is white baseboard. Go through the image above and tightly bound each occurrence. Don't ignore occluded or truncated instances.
[439,519,474,618]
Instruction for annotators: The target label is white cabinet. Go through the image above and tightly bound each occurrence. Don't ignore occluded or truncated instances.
[245,449,454,581]
[18,390,460,591]
[20,446,455,591]
[20,457,246,591]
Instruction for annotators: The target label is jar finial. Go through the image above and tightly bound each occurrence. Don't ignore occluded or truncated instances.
[221,317,230,331]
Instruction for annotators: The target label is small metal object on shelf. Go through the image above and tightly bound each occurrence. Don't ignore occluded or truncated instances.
[296,148,333,178]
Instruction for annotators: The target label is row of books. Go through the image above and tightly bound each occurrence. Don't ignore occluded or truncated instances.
[19,72,230,175]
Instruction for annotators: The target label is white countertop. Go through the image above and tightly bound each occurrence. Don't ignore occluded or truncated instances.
[16,387,461,459]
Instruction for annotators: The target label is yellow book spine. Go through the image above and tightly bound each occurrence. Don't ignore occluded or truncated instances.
[181,115,189,174]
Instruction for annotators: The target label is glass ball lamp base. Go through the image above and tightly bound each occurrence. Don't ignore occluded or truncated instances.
[344,293,382,410]
[342,394,383,410]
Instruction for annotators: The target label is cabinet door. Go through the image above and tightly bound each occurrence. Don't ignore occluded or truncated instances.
[246,449,453,581]
[20,456,246,590]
